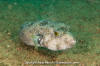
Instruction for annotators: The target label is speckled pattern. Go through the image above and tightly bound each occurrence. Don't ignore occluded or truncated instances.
[20,20,76,51]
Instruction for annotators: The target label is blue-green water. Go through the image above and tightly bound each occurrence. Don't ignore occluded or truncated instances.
[1,0,100,21]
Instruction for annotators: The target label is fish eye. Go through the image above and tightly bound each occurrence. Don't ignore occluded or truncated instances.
[54,31,59,36]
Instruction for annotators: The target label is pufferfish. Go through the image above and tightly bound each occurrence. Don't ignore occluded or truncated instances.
[19,20,76,51]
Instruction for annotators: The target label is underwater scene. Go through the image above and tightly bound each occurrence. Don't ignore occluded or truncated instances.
[0,0,100,66]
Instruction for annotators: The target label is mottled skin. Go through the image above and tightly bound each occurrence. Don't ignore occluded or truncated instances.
[20,21,76,51]
[41,33,76,51]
